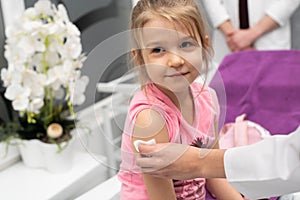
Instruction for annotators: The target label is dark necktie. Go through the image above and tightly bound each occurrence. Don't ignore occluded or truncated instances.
[239,0,249,29]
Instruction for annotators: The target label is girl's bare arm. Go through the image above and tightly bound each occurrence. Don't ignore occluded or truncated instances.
[132,109,176,200]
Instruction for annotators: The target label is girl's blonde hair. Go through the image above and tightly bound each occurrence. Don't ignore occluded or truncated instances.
[130,0,213,86]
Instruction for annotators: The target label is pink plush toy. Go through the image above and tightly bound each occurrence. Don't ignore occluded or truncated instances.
[219,114,270,149]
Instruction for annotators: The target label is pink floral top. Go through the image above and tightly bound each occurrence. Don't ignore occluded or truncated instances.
[118,82,220,200]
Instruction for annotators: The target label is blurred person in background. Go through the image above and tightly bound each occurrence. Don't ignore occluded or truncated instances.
[201,0,300,63]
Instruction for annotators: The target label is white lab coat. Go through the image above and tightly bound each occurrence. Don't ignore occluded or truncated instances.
[224,126,300,199]
[201,0,300,63]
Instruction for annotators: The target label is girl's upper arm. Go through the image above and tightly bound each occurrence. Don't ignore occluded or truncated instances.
[132,108,176,200]
[132,108,169,142]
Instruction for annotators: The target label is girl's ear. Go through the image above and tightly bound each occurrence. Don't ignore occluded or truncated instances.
[204,35,210,48]
[131,49,137,59]
[131,49,141,66]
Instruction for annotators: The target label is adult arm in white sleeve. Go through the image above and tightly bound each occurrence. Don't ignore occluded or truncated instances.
[136,126,300,198]
[225,126,300,199]
[201,0,230,28]
[266,0,300,26]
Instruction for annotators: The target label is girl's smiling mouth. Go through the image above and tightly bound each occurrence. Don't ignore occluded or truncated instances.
[166,72,190,77]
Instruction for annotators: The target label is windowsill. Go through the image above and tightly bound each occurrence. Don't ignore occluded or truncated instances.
[0,151,108,200]
[76,174,121,200]
[0,143,20,171]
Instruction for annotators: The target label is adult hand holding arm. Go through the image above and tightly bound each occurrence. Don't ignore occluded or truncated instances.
[136,143,226,180]
[136,126,300,199]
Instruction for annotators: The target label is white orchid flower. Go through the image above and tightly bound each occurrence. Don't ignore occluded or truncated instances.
[45,50,60,67]
[18,35,45,55]
[58,36,82,59]
[46,61,72,87]
[48,37,65,57]
[23,7,37,19]
[13,97,30,112]
[46,67,64,91]
[0,69,9,86]
[28,98,44,114]
[57,4,70,22]
[30,53,44,72]
[1,66,23,86]
[4,44,28,65]
[34,0,54,17]
[69,75,89,105]
[22,21,42,32]
[43,22,63,35]
[5,84,30,111]
[20,71,44,100]
[66,23,81,36]
[5,25,23,40]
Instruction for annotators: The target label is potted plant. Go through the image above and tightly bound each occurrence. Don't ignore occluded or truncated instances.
[0,0,89,173]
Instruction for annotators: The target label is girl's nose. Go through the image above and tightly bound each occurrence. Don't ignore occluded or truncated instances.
[167,53,184,68]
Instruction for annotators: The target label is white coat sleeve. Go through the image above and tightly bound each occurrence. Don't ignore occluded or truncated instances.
[201,0,230,28]
[265,0,300,26]
[224,126,300,199]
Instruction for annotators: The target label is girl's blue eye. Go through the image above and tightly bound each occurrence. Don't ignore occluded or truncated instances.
[180,41,194,48]
[152,47,164,53]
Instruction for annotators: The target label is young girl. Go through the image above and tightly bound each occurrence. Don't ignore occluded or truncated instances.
[118,0,244,199]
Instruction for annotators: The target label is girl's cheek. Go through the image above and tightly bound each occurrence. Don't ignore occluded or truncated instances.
[184,54,202,69]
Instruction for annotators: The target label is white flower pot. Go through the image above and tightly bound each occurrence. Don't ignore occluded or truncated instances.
[0,141,20,171]
[18,138,74,173]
